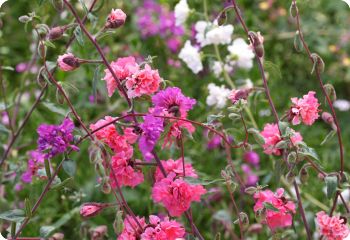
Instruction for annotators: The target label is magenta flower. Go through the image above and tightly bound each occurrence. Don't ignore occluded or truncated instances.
[37,118,78,159]
[289,91,320,125]
[102,56,139,97]
[253,188,296,231]
[118,215,147,240]
[243,151,260,168]
[152,87,196,117]
[154,158,198,182]
[139,113,164,161]
[21,150,45,183]
[316,211,350,240]
[109,152,144,188]
[260,123,302,156]
[241,164,259,186]
[152,172,206,217]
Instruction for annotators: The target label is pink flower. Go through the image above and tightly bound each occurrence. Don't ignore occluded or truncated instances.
[124,127,139,144]
[152,173,206,217]
[163,118,195,148]
[154,158,198,182]
[289,91,320,125]
[253,188,296,231]
[126,64,161,98]
[103,57,139,97]
[57,53,80,71]
[109,152,144,188]
[316,211,350,240]
[141,215,185,240]
[260,123,302,156]
[106,9,127,29]
[228,88,251,104]
[118,215,147,240]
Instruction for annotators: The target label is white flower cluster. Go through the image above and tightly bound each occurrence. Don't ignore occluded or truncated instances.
[206,83,231,109]
[178,41,203,74]
[174,0,190,26]
[195,21,234,47]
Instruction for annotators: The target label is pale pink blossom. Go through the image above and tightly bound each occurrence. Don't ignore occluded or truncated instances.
[289,91,320,125]
[102,57,139,97]
[126,64,161,98]
[260,123,302,156]
[253,188,296,231]
[316,211,350,240]
[124,127,139,144]
[152,173,206,217]
[154,158,198,182]
[57,53,80,71]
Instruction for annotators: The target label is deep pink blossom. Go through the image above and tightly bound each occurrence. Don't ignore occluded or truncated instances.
[141,215,185,240]
[152,173,206,216]
[154,158,198,181]
[289,91,320,125]
[253,188,296,231]
[244,151,260,168]
[241,164,259,186]
[260,123,302,156]
[118,215,147,240]
[57,53,80,71]
[125,64,161,98]
[102,57,139,97]
[316,211,350,240]
[109,152,144,188]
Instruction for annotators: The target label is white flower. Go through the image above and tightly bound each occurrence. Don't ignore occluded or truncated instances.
[333,99,350,111]
[212,61,233,78]
[239,78,253,89]
[227,38,255,70]
[195,21,234,47]
[175,0,190,26]
[206,83,231,109]
[179,40,203,74]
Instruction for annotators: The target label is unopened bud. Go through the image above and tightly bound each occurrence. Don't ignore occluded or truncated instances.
[19,15,31,23]
[299,166,309,184]
[289,2,297,18]
[102,179,111,194]
[322,112,334,125]
[80,202,109,218]
[311,53,325,74]
[48,26,66,40]
[244,186,257,195]
[249,31,264,58]
[234,212,249,228]
[49,233,64,240]
[217,11,227,26]
[324,83,337,102]
[51,0,64,11]
[38,42,47,59]
[113,211,124,235]
[90,225,108,240]
[287,152,297,164]
[255,208,267,223]
[286,170,296,184]
[105,9,127,29]
[57,53,80,71]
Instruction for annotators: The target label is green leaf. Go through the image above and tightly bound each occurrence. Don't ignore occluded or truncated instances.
[0,123,10,134]
[92,65,101,103]
[41,102,68,116]
[74,26,84,46]
[321,130,336,146]
[207,114,224,125]
[62,159,77,177]
[325,176,338,199]
[24,198,32,218]
[248,128,265,145]
[184,177,223,186]
[264,61,282,81]
[263,202,279,212]
[44,40,56,49]
[50,177,73,191]
[0,209,25,222]
[297,142,319,161]
[1,66,15,71]
[213,210,231,223]
[40,226,55,237]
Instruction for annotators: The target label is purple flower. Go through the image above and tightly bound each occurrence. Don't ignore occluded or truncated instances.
[139,113,164,161]
[21,150,45,183]
[37,118,78,159]
[242,164,259,186]
[152,87,196,117]
[243,151,260,168]
[136,0,184,52]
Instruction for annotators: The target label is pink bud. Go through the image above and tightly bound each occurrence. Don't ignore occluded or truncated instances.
[243,151,260,167]
[105,9,127,29]
[80,202,108,218]
[57,53,80,71]
[90,225,108,240]
[48,26,66,40]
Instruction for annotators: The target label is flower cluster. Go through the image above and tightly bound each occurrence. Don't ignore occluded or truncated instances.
[102,56,161,98]
[206,83,231,109]
[316,211,350,240]
[152,172,206,217]
[253,188,296,230]
[118,215,185,240]
[288,91,320,125]
[260,123,302,156]
[21,150,45,183]
[136,0,184,52]
[89,117,142,188]
[154,158,198,182]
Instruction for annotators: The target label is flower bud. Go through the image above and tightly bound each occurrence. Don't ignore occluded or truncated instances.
[49,233,64,240]
[217,11,227,26]
[299,166,309,184]
[105,9,127,29]
[57,53,80,71]
[90,225,108,240]
[243,151,260,167]
[234,212,249,228]
[244,186,257,195]
[247,223,263,233]
[51,0,64,11]
[287,152,297,164]
[286,170,295,184]
[18,15,31,23]
[248,31,264,58]
[80,202,108,218]
[48,26,66,40]
[311,53,325,74]
[102,179,111,194]
[38,42,47,59]
[255,208,267,223]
